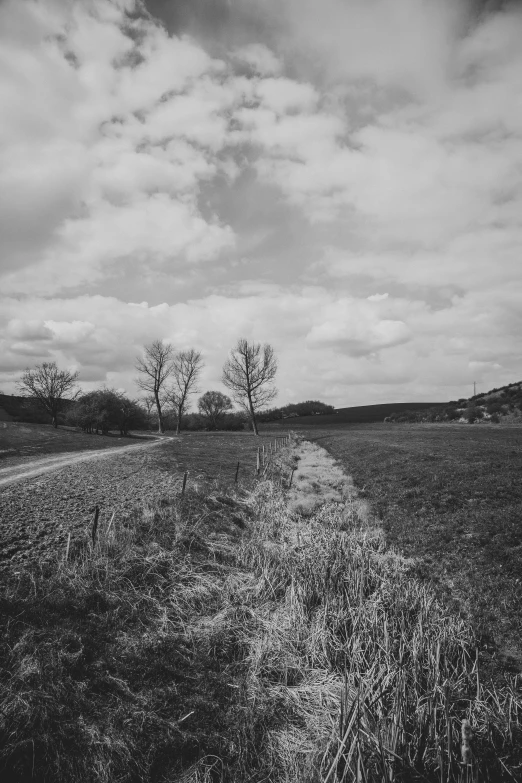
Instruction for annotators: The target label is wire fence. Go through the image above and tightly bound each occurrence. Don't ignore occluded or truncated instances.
[81,434,295,554]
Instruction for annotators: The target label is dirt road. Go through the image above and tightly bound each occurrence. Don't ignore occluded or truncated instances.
[0,437,171,489]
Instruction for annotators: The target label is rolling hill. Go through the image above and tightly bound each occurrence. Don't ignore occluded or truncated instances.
[265,401,446,427]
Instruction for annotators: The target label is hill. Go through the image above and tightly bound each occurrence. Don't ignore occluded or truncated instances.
[263,401,446,427]
[386,381,522,424]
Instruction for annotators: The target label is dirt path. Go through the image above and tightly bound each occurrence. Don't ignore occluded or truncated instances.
[0,437,173,489]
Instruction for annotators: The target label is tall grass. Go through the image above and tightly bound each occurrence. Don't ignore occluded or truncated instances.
[0,437,520,782]
[239,481,521,781]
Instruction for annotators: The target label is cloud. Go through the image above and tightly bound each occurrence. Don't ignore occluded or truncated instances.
[258,0,468,95]
[2,282,521,406]
[232,43,282,76]
[6,320,53,341]
[1,0,522,407]
[0,0,238,295]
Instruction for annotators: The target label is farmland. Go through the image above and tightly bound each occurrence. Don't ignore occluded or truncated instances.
[0,421,146,465]
[303,421,522,672]
[0,431,520,782]
[0,430,290,579]
[265,401,446,427]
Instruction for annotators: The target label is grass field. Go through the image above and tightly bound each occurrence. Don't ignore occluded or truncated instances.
[304,422,522,673]
[0,422,149,463]
[0,435,520,782]
[264,401,445,427]
[145,430,293,489]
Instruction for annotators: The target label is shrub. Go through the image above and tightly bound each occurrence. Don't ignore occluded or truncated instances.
[464,406,483,423]
[443,406,460,420]
[66,390,147,435]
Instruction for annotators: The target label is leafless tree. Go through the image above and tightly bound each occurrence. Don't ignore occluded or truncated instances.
[166,349,204,435]
[198,390,233,430]
[135,340,174,434]
[17,361,80,428]
[222,339,277,436]
[142,394,156,417]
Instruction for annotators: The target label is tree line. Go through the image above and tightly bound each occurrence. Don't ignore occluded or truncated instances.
[16,337,279,437]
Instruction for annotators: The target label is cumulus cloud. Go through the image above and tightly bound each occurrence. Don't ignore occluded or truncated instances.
[1,283,519,405]
[232,43,282,76]
[1,0,522,405]
[0,0,238,294]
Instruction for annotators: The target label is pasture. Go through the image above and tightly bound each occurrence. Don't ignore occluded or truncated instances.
[144,430,293,488]
[304,422,522,672]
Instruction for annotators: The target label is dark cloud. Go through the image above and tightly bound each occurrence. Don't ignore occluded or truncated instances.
[143,0,275,53]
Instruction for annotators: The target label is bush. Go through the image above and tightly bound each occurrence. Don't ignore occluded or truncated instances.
[464,406,483,423]
[66,390,147,435]
[443,406,460,420]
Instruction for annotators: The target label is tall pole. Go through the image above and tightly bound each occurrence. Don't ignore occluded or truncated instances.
[473,381,476,397]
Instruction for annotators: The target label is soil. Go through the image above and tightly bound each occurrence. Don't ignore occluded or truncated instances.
[0,439,179,580]
[0,430,284,583]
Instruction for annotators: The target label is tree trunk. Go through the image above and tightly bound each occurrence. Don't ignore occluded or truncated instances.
[154,391,164,434]
[247,395,259,436]
[176,404,182,435]
[52,414,58,428]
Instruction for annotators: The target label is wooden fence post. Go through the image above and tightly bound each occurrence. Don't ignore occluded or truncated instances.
[256,448,260,475]
[181,471,188,495]
[288,468,295,489]
[92,506,100,547]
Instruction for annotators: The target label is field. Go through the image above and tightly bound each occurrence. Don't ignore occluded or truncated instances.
[266,401,445,427]
[303,422,522,672]
[143,430,292,487]
[0,430,292,581]
[0,421,146,464]
[0,432,520,782]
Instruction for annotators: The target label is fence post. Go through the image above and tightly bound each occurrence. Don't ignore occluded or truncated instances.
[256,448,260,475]
[181,471,188,495]
[235,460,240,483]
[289,468,295,489]
[106,511,116,538]
[92,506,100,547]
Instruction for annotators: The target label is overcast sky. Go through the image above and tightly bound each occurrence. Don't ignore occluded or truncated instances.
[1,0,521,407]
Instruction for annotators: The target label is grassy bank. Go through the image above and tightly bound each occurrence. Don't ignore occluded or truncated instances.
[304,423,522,671]
[0,436,520,781]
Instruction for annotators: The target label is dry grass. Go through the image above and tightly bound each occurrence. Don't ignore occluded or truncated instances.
[0,435,520,782]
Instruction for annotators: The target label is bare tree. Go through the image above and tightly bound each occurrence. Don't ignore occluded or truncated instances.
[135,340,174,434]
[17,361,80,428]
[222,339,277,436]
[166,349,204,435]
[142,394,156,416]
[198,390,233,430]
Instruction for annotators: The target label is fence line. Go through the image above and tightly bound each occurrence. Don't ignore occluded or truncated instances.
[73,434,293,556]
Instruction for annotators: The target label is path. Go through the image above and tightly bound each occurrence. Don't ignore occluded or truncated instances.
[0,437,174,489]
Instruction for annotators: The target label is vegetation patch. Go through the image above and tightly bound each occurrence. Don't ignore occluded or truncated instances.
[305,423,522,673]
[0,436,520,781]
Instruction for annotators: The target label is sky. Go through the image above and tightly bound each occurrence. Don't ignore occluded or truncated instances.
[0,0,521,408]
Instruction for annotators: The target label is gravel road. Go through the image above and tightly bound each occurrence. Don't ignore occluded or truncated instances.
[0,439,181,579]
